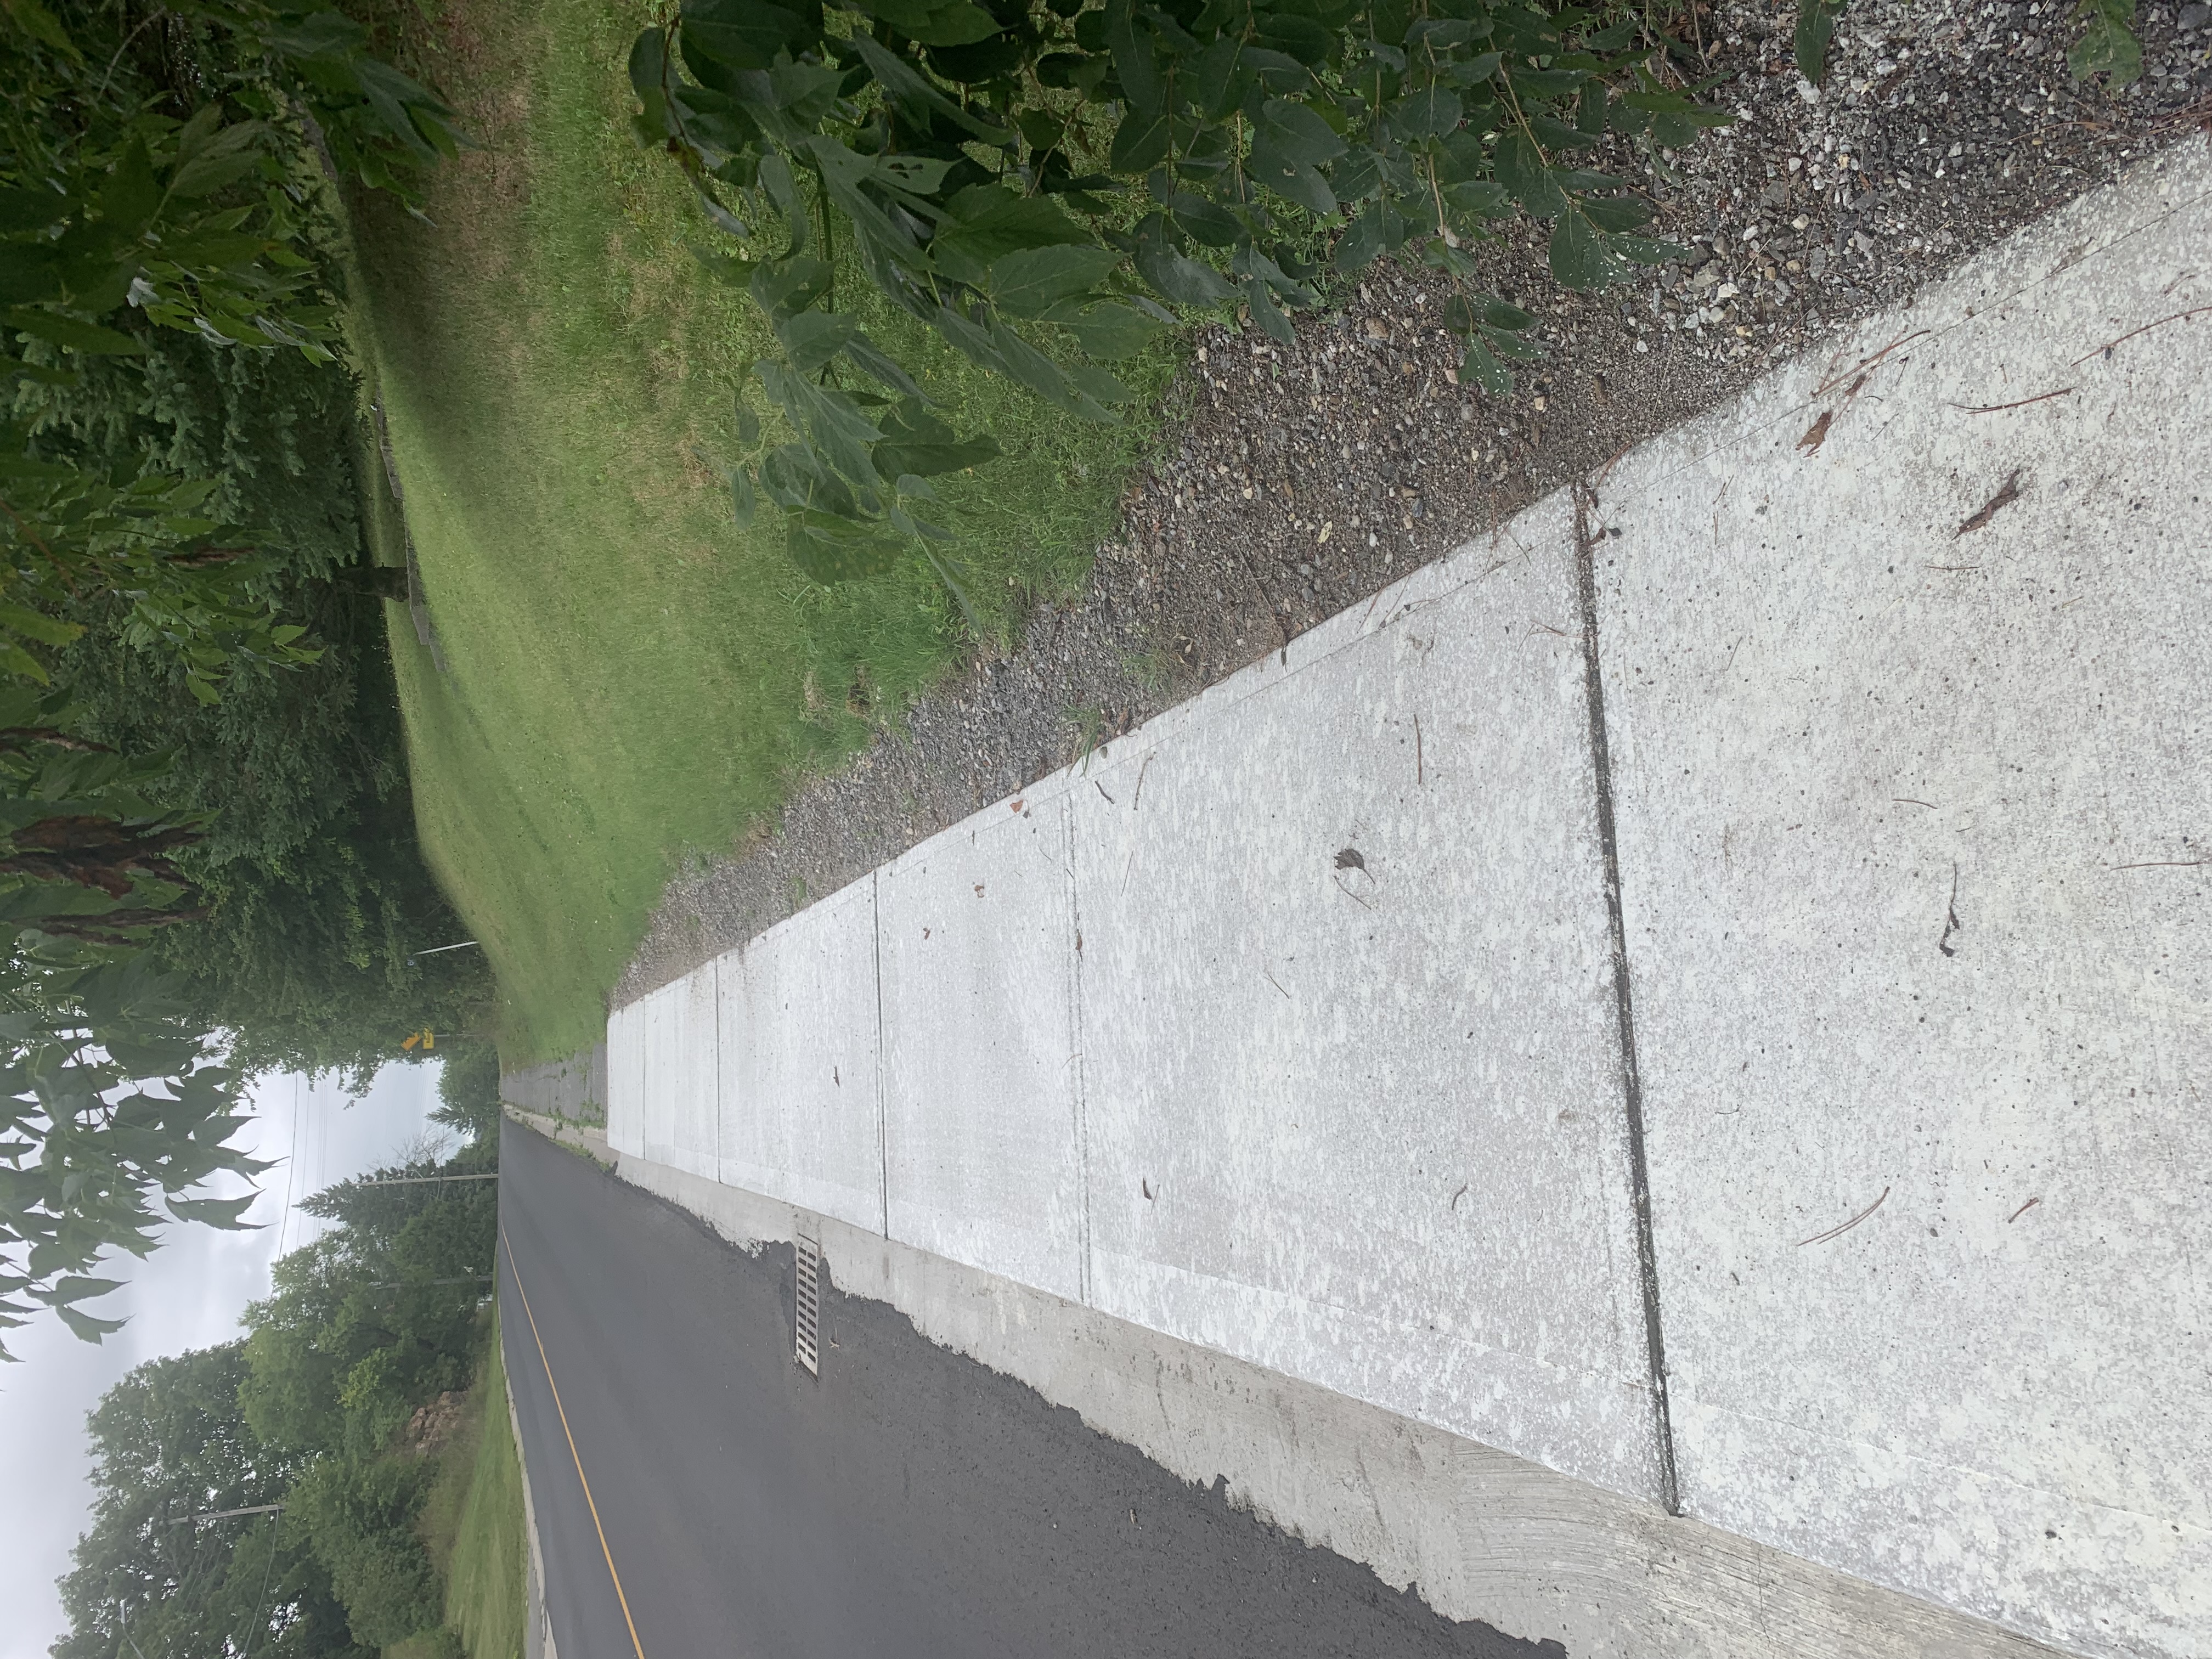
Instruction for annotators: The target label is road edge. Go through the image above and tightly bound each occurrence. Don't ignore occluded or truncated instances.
[606,1145,2073,1659]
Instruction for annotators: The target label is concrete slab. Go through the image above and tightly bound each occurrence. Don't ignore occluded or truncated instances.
[639,969,719,1180]
[605,998,644,1159]
[1069,493,1664,1501]
[1593,146,2212,1657]
[876,800,1086,1302]
[715,876,883,1234]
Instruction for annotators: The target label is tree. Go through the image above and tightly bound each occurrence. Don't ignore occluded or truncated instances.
[0,950,269,1358]
[241,1142,496,1460]
[430,1042,501,1145]
[1,1,469,1353]
[51,1342,366,1659]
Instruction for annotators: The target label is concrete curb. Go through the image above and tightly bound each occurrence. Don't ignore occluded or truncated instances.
[611,1147,2067,1659]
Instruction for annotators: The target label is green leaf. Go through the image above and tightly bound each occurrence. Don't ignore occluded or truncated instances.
[842,333,928,400]
[1,0,77,57]
[1240,275,1296,345]
[682,0,816,74]
[1254,12,1335,65]
[1394,86,1462,140]
[900,0,1005,48]
[100,138,161,235]
[932,185,1090,285]
[57,1304,127,1343]
[1248,141,1336,216]
[749,257,833,320]
[166,1192,259,1229]
[2068,0,2141,84]
[848,33,1013,143]
[1169,191,1245,249]
[0,604,83,647]
[983,312,1076,407]
[31,1274,122,1307]
[757,150,809,251]
[731,466,758,528]
[1254,99,1347,168]
[776,309,859,373]
[169,119,269,201]
[989,245,1125,317]
[1459,336,1511,394]
[1066,361,1134,406]
[4,309,143,356]
[786,517,905,583]
[1334,202,1390,273]
[1110,109,1175,173]
[0,642,50,683]
[0,188,63,235]
[874,401,1003,475]
[1493,132,1566,218]
[1579,197,1654,233]
[1040,299,1170,358]
[1794,0,1847,86]
[1104,0,1163,113]
[1549,208,1619,290]
[1135,236,1236,307]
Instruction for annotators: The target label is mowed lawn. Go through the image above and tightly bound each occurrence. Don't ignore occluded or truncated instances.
[348,0,1168,1061]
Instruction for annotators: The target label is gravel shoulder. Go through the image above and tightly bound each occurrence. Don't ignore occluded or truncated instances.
[619,0,2211,1008]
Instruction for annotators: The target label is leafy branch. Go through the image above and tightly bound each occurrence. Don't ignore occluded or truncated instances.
[630,0,1734,592]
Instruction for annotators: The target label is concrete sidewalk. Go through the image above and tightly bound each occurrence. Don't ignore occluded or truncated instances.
[606,145,2210,1659]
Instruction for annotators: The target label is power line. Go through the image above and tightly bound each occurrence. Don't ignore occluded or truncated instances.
[272,1073,303,1259]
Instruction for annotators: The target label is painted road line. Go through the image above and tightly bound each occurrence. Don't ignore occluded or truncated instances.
[502,1226,647,1659]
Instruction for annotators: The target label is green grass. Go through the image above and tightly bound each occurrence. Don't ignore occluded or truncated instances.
[390,1317,528,1659]
[345,0,1171,1060]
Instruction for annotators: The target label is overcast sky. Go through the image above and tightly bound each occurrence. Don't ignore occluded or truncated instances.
[0,1060,448,1659]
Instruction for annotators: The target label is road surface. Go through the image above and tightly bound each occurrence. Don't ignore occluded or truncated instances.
[497,1121,1556,1658]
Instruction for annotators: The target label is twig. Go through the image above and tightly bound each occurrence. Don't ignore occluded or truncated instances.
[1797,1186,1889,1247]
[1093,780,1115,805]
[1332,874,1374,910]
[2070,305,2212,366]
[1893,798,1936,808]
[1955,470,2023,536]
[2006,1196,2041,1223]
[1132,753,1153,810]
[1953,387,2072,414]
[1813,329,1928,397]
[1261,967,1291,998]
[1449,1183,1468,1211]
[2108,857,2210,871]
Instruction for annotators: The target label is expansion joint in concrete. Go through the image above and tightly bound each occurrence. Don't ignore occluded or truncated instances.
[1064,801,1094,1308]
[872,870,889,1239]
[1572,480,1682,1519]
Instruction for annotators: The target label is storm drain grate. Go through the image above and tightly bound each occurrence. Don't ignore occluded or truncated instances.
[794,1225,821,1376]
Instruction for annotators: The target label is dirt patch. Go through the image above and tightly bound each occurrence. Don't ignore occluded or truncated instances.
[620,0,2212,1006]
[403,1390,472,1457]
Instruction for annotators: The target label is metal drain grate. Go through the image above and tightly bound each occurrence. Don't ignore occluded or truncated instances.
[794,1225,821,1376]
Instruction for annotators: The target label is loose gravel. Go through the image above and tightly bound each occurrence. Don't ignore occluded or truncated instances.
[619,0,2212,1007]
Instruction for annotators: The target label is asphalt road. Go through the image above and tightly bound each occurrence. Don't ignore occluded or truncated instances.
[496,1122,1560,1659]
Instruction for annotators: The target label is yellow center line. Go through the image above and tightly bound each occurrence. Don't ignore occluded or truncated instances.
[501,1222,648,1659]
